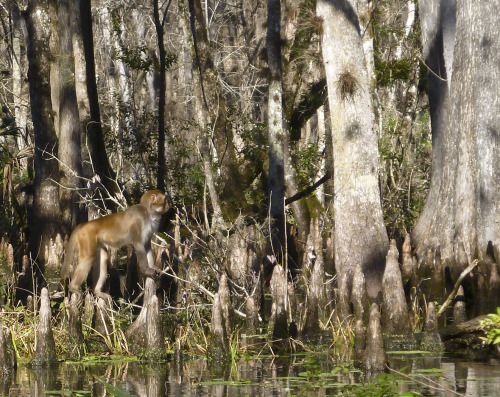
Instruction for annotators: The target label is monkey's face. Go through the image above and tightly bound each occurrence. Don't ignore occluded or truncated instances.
[147,190,170,216]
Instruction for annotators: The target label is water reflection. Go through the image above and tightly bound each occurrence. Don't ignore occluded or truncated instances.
[2,353,500,396]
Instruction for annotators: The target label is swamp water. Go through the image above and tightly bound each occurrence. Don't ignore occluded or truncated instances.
[2,352,500,396]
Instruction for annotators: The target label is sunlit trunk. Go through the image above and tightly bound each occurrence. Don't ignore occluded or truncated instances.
[317,0,389,318]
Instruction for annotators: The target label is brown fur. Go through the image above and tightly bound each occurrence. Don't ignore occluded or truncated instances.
[61,190,169,302]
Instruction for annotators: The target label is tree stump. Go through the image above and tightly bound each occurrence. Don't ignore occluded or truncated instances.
[270,264,290,350]
[0,318,16,375]
[126,277,166,360]
[0,241,15,305]
[64,293,85,359]
[30,288,57,367]
[401,233,415,281]
[421,302,444,351]
[364,303,387,372]
[82,292,94,329]
[351,265,369,324]
[218,274,233,340]
[354,318,366,365]
[209,292,229,361]
[44,234,64,282]
[94,297,112,343]
[209,274,231,361]
[227,224,262,289]
[242,296,259,348]
[382,240,416,348]
[302,219,327,340]
[145,295,165,360]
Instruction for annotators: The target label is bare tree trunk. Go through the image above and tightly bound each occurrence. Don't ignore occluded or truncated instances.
[317,0,389,318]
[382,240,416,347]
[267,0,286,260]
[153,0,171,192]
[64,293,85,359]
[24,0,62,269]
[79,0,119,204]
[412,0,500,313]
[58,0,82,233]
[364,304,387,372]
[30,288,57,366]
[11,5,29,148]
[301,218,327,340]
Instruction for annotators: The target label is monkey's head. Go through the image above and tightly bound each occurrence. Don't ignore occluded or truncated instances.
[141,189,170,216]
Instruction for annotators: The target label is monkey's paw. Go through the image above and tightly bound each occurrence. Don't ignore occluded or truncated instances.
[144,267,161,279]
[69,291,83,308]
[95,291,113,307]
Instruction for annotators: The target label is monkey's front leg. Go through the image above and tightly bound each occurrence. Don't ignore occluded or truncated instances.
[135,243,161,278]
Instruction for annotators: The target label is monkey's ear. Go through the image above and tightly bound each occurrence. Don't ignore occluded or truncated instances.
[150,194,157,203]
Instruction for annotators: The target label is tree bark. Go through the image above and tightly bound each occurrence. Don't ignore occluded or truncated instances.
[0,319,16,375]
[412,0,500,311]
[270,264,289,346]
[11,5,29,148]
[80,0,120,205]
[267,0,286,260]
[24,0,62,269]
[382,240,412,335]
[364,304,387,372]
[30,288,57,366]
[153,0,170,192]
[317,0,389,318]
[58,0,82,233]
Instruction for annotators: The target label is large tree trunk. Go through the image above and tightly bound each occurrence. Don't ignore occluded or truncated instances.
[317,0,389,318]
[58,0,82,233]
[79,0,119,205]
[412,0,500,312]
[11,5,29,149]
[153,0,169,192]
[24,0,62,269]
[267,0,286,260]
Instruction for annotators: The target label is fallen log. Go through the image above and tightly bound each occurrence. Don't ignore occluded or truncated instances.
[439,315,488,341]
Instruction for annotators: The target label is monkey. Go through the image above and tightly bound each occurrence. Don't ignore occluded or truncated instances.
[61,189,169,303]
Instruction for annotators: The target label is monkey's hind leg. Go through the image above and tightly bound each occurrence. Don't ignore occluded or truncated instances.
[93,246,112,305]
[68,255,93,307]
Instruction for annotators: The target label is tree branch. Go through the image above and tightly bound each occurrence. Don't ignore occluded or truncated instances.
[285,171,331,206]
[436,259,479,319]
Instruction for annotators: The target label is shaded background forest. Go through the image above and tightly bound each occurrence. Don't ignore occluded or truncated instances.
[0,0,498,350]
[0,0,428,264]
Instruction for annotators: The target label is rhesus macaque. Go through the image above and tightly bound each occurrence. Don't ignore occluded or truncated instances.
[61,190,169,302]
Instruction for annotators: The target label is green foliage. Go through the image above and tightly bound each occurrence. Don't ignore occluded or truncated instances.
[379,111,431,240]
[287,1,322,65]
[375,58,412,85]
[480,307,500,345]
[116,45,153,72]
[295,143,321,182]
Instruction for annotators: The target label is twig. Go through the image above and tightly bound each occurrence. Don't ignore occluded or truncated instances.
[163,257,248,319]
[387,365,464,397]
[417,56,448,82]
[436,259,479,319]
